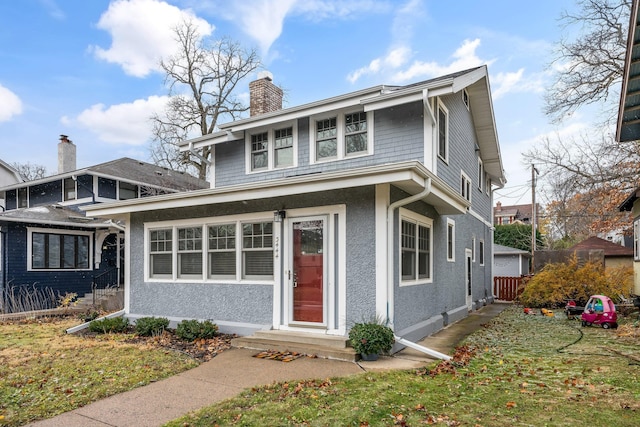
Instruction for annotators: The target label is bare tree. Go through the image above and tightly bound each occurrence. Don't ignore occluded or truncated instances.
[150,20,261,180]
[526,132,637,237]
[544,0,631,124]
[12,162,48,180]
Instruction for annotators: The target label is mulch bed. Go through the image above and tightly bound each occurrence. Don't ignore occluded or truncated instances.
[123,331,236,362]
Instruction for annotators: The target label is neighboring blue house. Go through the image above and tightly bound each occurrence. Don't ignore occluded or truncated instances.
[0,137,208,310]
[86,66,506,345]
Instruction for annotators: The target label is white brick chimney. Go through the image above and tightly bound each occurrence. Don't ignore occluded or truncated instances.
[58,134,76,174]
[249,71,283,116]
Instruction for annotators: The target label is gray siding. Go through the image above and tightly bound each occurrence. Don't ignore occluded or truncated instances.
[215,102,425,187]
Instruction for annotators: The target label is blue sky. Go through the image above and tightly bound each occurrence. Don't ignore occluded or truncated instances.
[0,0,588,205]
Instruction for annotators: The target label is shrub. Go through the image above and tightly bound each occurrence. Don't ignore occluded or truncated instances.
[135,317,170,336]
[175,319,218,341]
[348,321,395,355]
[89,316,129,334]
[519,256,633,308]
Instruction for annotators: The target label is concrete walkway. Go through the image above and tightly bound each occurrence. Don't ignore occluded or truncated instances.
[26,302,510,427]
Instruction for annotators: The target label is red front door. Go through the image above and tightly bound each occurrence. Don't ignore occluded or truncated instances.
[292,219,324,323]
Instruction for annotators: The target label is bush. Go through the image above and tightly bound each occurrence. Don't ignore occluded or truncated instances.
[135,317,170,336]
[348,321,395,355]
[519,256,633,308]
[175,319,218,341]
[89,316,129,334]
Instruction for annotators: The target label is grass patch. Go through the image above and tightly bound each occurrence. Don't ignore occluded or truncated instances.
[0,317,199,426]
[167,307,640,426]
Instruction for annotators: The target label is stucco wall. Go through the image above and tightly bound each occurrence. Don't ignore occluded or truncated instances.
[128,187,377,331]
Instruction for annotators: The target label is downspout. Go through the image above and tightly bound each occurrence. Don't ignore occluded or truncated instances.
[385,178,452,361]
[386,177,432,324]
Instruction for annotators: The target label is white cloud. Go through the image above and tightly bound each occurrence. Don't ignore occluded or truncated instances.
[62,96,169,145]
[0,84,23,122]
[392,38,490,83]
[92,0,213,77]
[347,46,411,83]
[230,0,297,54]
[39,0,65,20]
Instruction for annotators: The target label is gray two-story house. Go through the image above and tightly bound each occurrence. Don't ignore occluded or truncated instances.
[85,66,505,346]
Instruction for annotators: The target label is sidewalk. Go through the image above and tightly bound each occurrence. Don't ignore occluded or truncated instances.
[26,302,510,427]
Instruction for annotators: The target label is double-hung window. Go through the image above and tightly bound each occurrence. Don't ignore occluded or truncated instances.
[247,124,296,172]
[477,157,483,192]
[208,224,236,279]
[400,209,432,285]
[177,227,202,278]
[634,219,640,261]
[316,118,338,160]
[312,110,372,163]
[150,229,172,278]
[251,132,269,170]
[242,222,273,279]
[479,240,485,266]
[29,228,91,270]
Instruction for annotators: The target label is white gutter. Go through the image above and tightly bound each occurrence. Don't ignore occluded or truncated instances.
[386,177,432,326]
[65,309,125,334]
[394,335,451,361]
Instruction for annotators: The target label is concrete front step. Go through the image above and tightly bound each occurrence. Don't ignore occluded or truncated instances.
[232,331,358,362]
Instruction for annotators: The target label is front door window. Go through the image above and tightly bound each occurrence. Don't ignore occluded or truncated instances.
[292,219,325,323]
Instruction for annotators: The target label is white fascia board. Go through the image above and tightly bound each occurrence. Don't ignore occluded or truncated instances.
[451,66,487,93]
[179,130,245,151]
[84,162,447,217]
[0,169,91,191]
[362,83,454,112]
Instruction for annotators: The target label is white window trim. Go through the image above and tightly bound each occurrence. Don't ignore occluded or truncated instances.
[245,121,298,173]
[447,218,455,262]
[634,219,640,261]
[477,157,484,192]
[472,237,476,262]
[437,99,449,163]
[310,109,374,164]
[144,211,275,284]
[461,171,472,202]
[463,88,470,110]
[479,239,485,266]
[399,208,433,287]
[27,227,94,272]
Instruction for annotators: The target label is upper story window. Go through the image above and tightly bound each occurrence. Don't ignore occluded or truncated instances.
[311,110,373,163]
[479,240,485,266]
[246,123,297,173]
[437,101,449,162]
[477,157,484,192]
[461,171,471,202]
[17,187,27,208]
[119,182,138,200]
[64,178,76,201]
[463,88,470,110]
[634,219,640,261]
[251,132,269,170]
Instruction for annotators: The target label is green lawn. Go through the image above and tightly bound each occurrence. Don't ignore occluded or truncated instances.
[0,318,199,427]
[167,306,640,426]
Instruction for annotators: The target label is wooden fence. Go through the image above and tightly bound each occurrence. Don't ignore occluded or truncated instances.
[493,276,526,301]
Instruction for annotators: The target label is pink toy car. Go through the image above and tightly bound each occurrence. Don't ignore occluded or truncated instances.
[581,295,618,329]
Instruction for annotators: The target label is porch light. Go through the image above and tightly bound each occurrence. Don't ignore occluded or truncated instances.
[273,210,286,222]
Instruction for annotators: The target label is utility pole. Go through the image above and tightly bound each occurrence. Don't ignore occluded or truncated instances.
[531,164,539,273]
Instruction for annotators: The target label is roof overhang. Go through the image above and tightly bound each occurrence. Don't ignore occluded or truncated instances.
[617,0,640,142]
[619,186,640,211]
[84,161,469,217]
